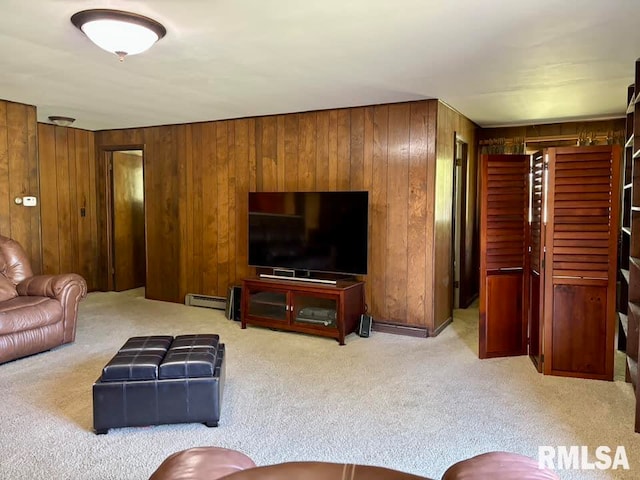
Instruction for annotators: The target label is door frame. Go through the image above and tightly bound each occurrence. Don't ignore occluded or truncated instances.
[97,144,145,292]
[452,137,469,309]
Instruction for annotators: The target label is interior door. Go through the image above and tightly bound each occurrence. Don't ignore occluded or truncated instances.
[452,139,461,309]
[528,151,545,371]
[455,140,476,308]
[542,146,620,380]
[112,151,145,291]
[479,154,529,358]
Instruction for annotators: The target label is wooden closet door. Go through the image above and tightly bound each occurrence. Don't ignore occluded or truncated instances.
[528,152,545,371]
[479,154,529,358]
[543,146,621,380]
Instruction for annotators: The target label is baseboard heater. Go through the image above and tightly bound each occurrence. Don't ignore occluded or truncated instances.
[185,293,227,311]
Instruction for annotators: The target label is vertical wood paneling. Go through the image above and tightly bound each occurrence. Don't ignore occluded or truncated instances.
[37,123,98,287]
[337,110,351,190]
[434,103,454,331]
[328,110,339,190]
[350,108,365,190]
[235,119,251,281]
[0,102,9,233]
[386,104,411,322]
[363,107,375,190]
[145,128,162,298]
[54,127,72,273]
[7,103,39,259]
[94,99,460,333]
[479,119,625,147]
[76,129,97,286]
[284,114,299,191]
[362,107,375,310]
[434,101,478,332]
[227,122,237,286]
[298,113,316,191]
[38,124,60,273]
[0,102,41,271]
[260,116,278,190]
[216,121,230,295]
[407,102,428,327]
[424,101,438,328]
[370,105,389,319]
[66,131,79,273]
[87,131,97,284]
[180,124,193,298]
[248,118,257,192]
[190,123,203,294]
[26,107,41,273]
[316,111,330,191]
[202,122,218,296]
[6,103,27,246]
[276,117,286,191]
[145,126,180,302]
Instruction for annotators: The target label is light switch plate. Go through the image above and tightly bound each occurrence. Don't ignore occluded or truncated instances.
[22,196,37,207]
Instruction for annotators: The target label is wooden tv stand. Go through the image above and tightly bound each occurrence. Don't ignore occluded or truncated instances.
[241,277,365,345]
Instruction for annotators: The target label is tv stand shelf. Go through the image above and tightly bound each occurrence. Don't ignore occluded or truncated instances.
[241,277,365,345]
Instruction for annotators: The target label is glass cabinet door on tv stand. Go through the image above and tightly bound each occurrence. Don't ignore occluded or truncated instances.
[241,277,365,345]
[245,289,288,323]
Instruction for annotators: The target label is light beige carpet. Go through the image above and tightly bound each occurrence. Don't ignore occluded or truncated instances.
[0,288,638,479]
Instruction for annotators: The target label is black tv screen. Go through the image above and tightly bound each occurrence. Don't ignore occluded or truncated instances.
[248,191,368,276]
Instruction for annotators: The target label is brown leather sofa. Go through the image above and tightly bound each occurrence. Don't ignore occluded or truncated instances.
[149,447,560,480]
[0,235,87,364]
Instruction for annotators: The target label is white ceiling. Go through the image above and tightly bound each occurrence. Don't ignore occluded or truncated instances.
[1,0,639,131]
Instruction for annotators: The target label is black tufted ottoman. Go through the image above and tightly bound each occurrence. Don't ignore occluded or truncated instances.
[92,334,225,434]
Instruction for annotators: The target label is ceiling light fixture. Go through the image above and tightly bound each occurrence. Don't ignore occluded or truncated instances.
[71,9,166,62]
[48,116,76,127]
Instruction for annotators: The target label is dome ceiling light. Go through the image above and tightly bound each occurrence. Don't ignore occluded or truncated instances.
[71,9,166,62]
[48,116,76,127]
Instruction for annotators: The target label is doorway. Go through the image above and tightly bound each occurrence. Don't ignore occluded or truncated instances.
[452,137,469,309]
[108,150,146,291]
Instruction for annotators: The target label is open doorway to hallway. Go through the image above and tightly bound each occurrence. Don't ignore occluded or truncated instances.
[108,150,146,292]
[452,136,475,309]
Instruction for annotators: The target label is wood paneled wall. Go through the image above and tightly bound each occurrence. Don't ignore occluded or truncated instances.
[95,100,468,333]
[434,102,478,332]
[37,124,98,290]
[0,100,41,272]
[479,119,625,148]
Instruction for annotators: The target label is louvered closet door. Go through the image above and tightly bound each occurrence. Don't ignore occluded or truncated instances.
[528,152,545,372]
[479,154,529,359]
[543,146,621,380]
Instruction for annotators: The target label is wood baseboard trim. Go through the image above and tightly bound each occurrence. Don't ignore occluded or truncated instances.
[372,321,428,338]
[431,316,453,337]
[460,293,478,309]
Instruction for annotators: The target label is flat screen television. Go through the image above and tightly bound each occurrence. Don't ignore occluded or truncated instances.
[248,191,368,276]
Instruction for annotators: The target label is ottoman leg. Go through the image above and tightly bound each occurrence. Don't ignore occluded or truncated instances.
[205,421,219,427]
[94,428,108,435]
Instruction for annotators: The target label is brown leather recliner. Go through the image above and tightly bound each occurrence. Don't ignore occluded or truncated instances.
[149,448,560,480]
[0,234,87,364]
[149,448,431,480]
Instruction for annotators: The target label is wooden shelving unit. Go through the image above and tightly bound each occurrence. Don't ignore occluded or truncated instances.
[622,59,640,433]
